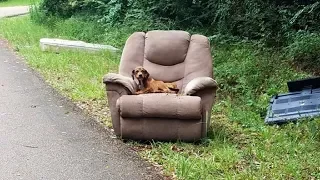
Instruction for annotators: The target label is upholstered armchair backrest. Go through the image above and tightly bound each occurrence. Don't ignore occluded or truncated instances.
[119,30,213,90]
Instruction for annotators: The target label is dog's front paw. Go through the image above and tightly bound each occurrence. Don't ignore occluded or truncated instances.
[135,90,143,95]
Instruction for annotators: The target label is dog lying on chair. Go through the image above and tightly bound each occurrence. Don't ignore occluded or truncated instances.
[132,66,179,95]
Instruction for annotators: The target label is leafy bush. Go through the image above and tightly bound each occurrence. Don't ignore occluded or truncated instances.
[287,32,320,74]
[289,2,320,32]
[40,0,74,18]
[30,4,59,27]
[36,0,320,47]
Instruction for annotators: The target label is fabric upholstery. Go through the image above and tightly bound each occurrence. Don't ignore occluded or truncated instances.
[143,31,189,84]
[184,77,218,95]
[104,30,217,141]
[193,88,217,137]
[144,30,190,66]
[182,35,213,90]
[103,73,138,94]
[119,32,145,77]
[120,117,202,141]
[143,60,185,83]
[119,30,191,85]
[119,94,201,119]
[105,84,129,136]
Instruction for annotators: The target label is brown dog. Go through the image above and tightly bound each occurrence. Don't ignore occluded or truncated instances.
[132,66,179,94]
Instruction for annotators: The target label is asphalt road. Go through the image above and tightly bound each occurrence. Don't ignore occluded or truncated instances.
[0,39,161,180]
[0,6,29,18]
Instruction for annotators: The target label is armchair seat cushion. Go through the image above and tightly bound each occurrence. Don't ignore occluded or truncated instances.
[118,94,202,120]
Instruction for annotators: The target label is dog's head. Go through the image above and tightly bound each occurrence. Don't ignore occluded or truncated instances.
[132,66,150,84]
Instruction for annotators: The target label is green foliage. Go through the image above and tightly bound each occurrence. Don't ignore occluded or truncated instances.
[40,0,74,18]
[1,15,319,180]
[287,31,320,74]
[0,15,119,102]
[30,4,59,27]
[289,2,320,32]
[25,0,320,177]
[30,5,106,44]
[53,18,106,43]
[214,44,308,121]
[37,0,320,47]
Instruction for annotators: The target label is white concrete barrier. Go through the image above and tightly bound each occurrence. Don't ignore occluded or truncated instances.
[40,38,119,53]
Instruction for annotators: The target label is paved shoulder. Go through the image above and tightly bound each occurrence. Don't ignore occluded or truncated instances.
[0,6,29,18]
[0,40,162,179]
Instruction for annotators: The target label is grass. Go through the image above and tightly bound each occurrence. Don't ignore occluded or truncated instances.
[0,15,320,180]
[0,0,39,7]
[0,16,119,126]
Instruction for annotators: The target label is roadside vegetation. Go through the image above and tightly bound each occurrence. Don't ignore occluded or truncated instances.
[0,0,319,179]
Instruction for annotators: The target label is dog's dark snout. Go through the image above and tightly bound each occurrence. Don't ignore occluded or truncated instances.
[138,74,143,77]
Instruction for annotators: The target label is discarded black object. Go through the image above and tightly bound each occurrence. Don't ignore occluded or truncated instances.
[265,77,320,125]
[287,76,320,92]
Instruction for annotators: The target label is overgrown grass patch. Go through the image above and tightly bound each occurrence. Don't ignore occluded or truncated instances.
[0,16,119,126]
[1,16,320,179]
[287,32,320,75]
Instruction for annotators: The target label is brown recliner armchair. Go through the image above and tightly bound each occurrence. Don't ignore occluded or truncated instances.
[103,30,218,142]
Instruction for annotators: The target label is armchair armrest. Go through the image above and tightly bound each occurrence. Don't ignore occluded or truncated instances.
[183,77,218,95]
[183,77,218,138]
[103,73,138,94]
[103,73,138,136]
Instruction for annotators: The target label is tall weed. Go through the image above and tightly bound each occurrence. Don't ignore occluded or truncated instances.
[287,31,320,74]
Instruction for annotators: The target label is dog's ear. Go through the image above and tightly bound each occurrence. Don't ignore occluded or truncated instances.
[145,71,150,79]
[131,70,135,80]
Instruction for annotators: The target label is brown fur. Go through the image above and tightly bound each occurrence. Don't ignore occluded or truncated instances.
[132,66,179,94]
